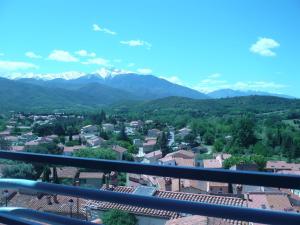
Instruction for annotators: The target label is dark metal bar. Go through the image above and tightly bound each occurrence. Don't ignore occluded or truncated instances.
[1,179,300,225]
[0,212,42,225]
[0,150,300,189]
[0,207,98,225]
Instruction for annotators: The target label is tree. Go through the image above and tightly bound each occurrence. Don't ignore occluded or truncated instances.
[118,124,128,141]
[2,163,37,180]
[102,209,137,225]
[233,115,257,148]
[213,139,224,152]
[73,148,117,160]
[158,132,170,157]
[0,137,11,150]
[203,131,215,145]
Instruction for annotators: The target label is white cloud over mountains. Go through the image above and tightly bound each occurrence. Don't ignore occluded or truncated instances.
[192,73,286,93]
[48,50,79,62]
[0,60,39,71]
[250,37,280,57]
[93,24,117,35]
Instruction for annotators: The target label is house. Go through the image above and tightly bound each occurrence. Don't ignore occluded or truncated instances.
[159,156,176,166]
[79,172,104,188]
[102,123,114,132]
[86,136,105,147]
[40,167,79,185]
[81,125,98,134]
[130,120,143,128]
[202,159,222,169]
[166,215,208,225]
[143,138,157,153]
[147,129,161,138]
[143,150,162,164]
[84,185,246,225]
[247,192,295,224]
[165,150,195,159]
[62,145,82,156]
[277,170,300,197]
[177,127,191,139]
[111,145,128,160]
[265,161,300,172]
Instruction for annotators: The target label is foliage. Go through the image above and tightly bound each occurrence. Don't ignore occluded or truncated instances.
[223,155,267,171]
[102,209,137,225]
[2,163,37,180]
[73,147,117,160]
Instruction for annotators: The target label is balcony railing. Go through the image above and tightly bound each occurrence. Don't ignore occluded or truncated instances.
[0,150,300,225]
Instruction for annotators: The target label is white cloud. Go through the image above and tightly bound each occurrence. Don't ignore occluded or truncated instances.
[94,68,132,78]
[0,60,39,71]
[75,50,96,57]
[25,51,42,59]
[137,68,152,74]
[82,57,110,66]
[233,81,286,90]
[4,71,85,80]
[250,37,280,57]
[93,24,117,35]
[48,50,79,62]
[160,76,183,85]
[191,73,286,93]
[120,40,152,49]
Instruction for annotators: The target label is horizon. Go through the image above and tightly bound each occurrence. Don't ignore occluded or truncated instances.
[0,0,300,97]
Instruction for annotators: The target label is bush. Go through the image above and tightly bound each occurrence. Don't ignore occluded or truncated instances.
[102,209,137,225]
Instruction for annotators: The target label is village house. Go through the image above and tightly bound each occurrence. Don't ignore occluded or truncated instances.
[147,129,161,138]
[143,138,157,153]
[265,161,300,172]
[86,136,105,147]
[177,127,192,139]
[81,125,98,134]
[111,145,128,160]
[79,171,104,189]
[130,120,143,128]
[102,123,114,132]
[142,150,162,164]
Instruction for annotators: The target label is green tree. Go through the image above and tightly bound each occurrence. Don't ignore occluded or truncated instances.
[233,115,257,148]
[102,209,137,225]
[118,124,128,141]
[73,148,117,160]
[213,139,224,152]
[158,132,170,157]
[203,131,215,145]
[2,163,37,180]
[0,137,11,150]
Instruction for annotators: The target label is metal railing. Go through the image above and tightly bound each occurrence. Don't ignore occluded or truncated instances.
[0,150,300,225]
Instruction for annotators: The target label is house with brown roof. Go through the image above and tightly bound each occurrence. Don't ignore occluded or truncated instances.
[84,185,247,225]
[79,172,104,189]
[266,161,300,172]
[111,145,127,160]
[246,192,295,224]
[165,150,195,159]
[143,138,157,153]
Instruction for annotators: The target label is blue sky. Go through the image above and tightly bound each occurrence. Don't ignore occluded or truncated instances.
[0,0,300,96]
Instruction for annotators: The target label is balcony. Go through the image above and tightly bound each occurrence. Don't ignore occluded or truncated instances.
[0,150,300,225]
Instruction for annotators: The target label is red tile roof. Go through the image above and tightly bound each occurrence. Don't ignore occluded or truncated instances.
[85,185,246,223]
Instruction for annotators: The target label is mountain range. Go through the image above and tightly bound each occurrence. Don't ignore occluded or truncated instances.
[0,72,296,112]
